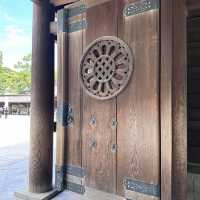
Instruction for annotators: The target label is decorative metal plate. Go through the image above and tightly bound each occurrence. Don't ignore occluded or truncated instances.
[124,0,159,17]
[80,36,134,100]
[124,177,160,197]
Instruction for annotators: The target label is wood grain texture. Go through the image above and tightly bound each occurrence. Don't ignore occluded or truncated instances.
[160,0,173,199]
[172,0,187,200]
[56,0,84,177]
[56,32,68,167]
[65,9,83,166]
[161,0,187,199]
[29,0,54,193]
[82,0,117,193]
[117,0,160,197]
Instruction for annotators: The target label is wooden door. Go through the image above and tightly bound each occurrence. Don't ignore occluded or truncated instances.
[56,0,160,199]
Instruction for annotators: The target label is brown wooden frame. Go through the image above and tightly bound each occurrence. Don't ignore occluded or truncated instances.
[161,0,187,200]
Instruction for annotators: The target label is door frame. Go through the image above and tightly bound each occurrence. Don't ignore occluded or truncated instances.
[160,0,187,200]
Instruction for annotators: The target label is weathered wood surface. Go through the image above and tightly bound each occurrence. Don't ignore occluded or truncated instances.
[56,32,68,168]
[160,0,173,199]
[56,2,84,188]
[82,0,117,193]
[58,0,160,198]
[161,0,187,200]
[117,0,160,197]
[65,4,83,166]
[29,0,54,193]
[172,0,187,200]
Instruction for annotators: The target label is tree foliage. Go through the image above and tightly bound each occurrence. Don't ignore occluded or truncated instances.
[0,51,3,67]
[0,52,31,95]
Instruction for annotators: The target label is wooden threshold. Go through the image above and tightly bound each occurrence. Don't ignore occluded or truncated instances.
[56,187,124,200]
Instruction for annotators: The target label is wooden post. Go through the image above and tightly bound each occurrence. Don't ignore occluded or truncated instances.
[29,0,54,193]
[161,0,187,199]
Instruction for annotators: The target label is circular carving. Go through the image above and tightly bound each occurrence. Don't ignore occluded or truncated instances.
[80,36,134,100]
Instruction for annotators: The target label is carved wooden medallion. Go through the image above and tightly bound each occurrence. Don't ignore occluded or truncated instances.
[80,36,134,100]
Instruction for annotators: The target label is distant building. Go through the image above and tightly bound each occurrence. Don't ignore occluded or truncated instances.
[0,94,30,115]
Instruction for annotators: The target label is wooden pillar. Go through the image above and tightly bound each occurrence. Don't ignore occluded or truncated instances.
[29,0,54,193]
[161,0,187,199]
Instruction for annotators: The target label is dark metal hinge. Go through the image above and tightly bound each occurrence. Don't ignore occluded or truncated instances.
[57,103,74,127]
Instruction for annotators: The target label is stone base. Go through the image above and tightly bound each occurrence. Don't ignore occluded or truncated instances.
[14,189,60,200]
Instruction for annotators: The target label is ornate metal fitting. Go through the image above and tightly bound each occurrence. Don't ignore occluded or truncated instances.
[124,177,160,197]
[57,103,74,127]
[80,36,134,100]
[124,0,159,17]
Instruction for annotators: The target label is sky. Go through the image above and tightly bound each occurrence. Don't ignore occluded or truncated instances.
[0,0,32,69]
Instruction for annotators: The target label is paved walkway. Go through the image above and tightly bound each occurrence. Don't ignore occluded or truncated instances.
[0,116,30,200]
[0,115,81,200]
[0,143,29,200]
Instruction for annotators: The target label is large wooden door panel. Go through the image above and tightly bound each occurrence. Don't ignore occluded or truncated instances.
[82,0,117,193]
[116,0,160,198]
[56,0,160,199]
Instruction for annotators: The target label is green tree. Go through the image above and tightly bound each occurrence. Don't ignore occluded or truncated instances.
[13,54,32,94]
[14,54,31,72]
[0,67,17,94]
[0,53,31,95]
[0,51,3,67]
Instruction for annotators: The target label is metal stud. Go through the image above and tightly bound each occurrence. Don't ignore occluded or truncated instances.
[111,119,117,129]
[111,144,117,153]
[89,138,97,149]
[90,116,96,125]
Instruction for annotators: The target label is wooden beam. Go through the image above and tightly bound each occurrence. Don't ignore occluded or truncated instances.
[50,0,78,6]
